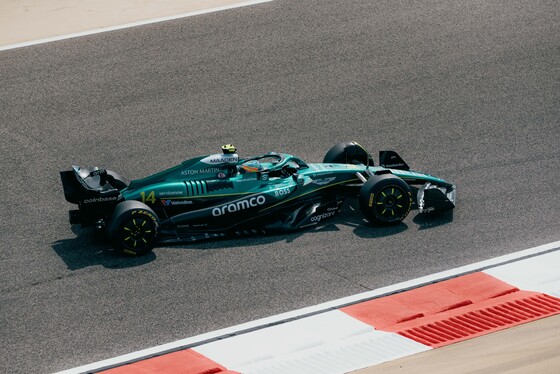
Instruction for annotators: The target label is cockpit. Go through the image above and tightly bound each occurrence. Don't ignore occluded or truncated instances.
[238,153,308,180]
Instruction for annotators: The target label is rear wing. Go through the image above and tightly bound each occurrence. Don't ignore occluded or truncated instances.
[60,166,119,204]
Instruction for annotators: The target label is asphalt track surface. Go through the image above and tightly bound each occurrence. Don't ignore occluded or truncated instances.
[1,0,559,373]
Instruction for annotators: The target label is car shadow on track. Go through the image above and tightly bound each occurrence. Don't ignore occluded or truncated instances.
[52,201,453,264]
[352,209,454,238]
[412,209,454,230]
[337,199,454,238]
[51,226,156,270]
[332,200,410,239]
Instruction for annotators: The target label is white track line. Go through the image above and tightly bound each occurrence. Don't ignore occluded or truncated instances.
[0,0,273,52]
[54,239,560,374]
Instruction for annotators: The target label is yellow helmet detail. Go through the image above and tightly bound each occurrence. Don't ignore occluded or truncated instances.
[221,144,237,154]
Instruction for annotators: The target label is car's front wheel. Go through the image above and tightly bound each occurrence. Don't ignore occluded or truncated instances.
[108,200,160,256]
[359,174,412,225]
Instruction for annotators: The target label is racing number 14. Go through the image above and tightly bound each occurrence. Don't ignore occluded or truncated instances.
[140,191,156,204]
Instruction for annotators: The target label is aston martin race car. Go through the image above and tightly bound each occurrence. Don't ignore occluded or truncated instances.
[60,142,456,255]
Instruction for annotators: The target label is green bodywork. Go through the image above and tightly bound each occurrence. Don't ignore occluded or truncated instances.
[120,152,451,214]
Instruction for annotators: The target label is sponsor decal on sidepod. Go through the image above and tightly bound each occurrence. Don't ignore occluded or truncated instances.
[181,167,221,176]
[161,199,194,206]
[159,191,183,196]
[310,211,337,222]
[212,195,266,216]
[311,177,336,186]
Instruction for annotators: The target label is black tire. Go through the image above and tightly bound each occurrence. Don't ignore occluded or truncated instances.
[359,174,412,225]
[323,141,374,166]
[108,200,160,256]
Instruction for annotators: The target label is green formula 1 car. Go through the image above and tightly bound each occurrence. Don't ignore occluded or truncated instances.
[60,142,456,255]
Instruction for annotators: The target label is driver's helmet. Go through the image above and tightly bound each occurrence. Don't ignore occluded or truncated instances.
[241,160,263,173]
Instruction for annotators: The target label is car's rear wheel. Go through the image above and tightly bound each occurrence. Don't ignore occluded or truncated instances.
[359,174,412,225]
[323,141,374,166]
[108,200,160,256]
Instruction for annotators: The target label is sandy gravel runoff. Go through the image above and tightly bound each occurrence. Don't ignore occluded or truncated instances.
[0,0,259,46]
[354,314,560,374]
